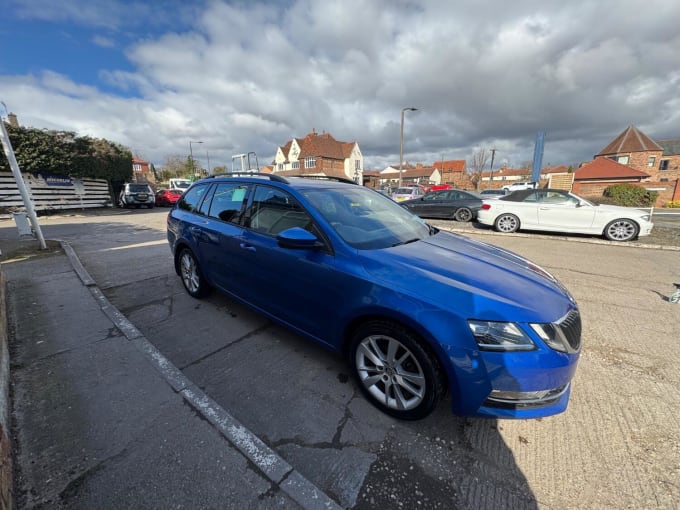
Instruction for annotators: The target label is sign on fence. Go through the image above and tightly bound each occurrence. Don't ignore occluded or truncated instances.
[0,172,113,212]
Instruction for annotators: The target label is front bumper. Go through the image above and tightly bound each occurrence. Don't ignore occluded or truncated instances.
[444,324,580,419]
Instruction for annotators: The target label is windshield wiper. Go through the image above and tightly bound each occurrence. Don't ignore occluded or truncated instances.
[391,238,420,247]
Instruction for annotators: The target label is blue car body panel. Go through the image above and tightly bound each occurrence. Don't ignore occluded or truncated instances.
[167,176,581,419]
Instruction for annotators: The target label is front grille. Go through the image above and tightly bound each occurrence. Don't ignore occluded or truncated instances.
[557,309,581,351]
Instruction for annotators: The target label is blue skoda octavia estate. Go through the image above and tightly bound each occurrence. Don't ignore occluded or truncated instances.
[167,174,581,420]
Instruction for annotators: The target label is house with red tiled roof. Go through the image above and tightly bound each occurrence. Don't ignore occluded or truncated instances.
[433,160,466,184]
[132,156,155,184]
[575,158,650,182]
[595,125,680,182]
[571,158,653,199]
[272,129,363,182]
[378,163,441,187]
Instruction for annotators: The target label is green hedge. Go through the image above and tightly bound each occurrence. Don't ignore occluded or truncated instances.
[602,184,657,207]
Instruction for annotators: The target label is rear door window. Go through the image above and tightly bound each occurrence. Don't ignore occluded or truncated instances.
[206,183,250,224]
[177,184,211,214]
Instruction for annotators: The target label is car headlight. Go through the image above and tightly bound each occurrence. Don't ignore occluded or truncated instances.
[468,320,536,351]
[530,323,569,353]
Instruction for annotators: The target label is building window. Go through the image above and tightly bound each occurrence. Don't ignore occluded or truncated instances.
[616,155,629,165]
[277,163,284,171]
[133,164,142,172]
[660,178,669,182]
[648,156,656,167]
[292,161,300,170]
[355,160,361,171]
[659,159,669,170]
[304,157,315,169]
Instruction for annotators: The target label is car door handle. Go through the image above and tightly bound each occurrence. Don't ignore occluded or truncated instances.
[239,242,256,252]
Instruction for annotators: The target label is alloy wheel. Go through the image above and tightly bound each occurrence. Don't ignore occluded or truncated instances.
[355,334,426,411]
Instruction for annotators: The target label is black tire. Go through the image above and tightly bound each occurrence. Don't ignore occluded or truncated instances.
[454,207,473,222]
[603,218,639,242]
[178,248,211,298]
[494,213,520,233]
[349,320,445,420]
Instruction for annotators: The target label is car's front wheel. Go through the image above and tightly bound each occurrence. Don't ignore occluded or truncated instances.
[494,213,520,233]
[454,207,473,222]
[349,320,445,420]
[604,219,639,242]
[178,248,211,298]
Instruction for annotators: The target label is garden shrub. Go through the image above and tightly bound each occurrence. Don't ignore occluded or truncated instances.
[664,200,680,208]
[602,184,658,207]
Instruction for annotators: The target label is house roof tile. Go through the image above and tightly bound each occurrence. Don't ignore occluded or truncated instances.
[574,158,650,180]
[434,160,466,172]
[596,125,663,156]
[656,138,680,156]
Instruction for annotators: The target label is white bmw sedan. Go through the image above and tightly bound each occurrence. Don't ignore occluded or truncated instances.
[477,189,654,242]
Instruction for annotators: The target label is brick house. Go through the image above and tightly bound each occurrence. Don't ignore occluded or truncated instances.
[433,160,466,186]
[593,125,680,205]
[572,158,650,197]
[272,129,363,183]
[132,156,155,184]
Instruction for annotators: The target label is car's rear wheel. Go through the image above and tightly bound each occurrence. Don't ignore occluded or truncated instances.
[604,219,639,242]
[349,320,445,420]
[179,248,210,298]
[454,207,473,222]
[494,213,520,233]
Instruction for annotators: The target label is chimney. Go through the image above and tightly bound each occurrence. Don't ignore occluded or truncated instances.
[7,112,18,127]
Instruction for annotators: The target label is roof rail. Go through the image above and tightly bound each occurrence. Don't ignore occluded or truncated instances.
[285,175,358,185]
[205,172,288,183]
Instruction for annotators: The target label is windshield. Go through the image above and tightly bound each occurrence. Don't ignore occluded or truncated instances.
[129,184,151,193]
[301,187,431,250]
[172,180,192,189]
[394,188,416,194]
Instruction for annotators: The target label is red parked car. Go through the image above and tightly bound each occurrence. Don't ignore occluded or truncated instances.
[155,189,183,207]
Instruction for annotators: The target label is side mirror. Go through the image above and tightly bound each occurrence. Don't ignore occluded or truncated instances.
[276,227,323,250]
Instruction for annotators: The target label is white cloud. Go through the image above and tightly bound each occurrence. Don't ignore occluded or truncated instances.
[3,0,680,171]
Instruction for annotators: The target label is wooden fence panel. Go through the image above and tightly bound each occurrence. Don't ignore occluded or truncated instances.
[0,172,113,212]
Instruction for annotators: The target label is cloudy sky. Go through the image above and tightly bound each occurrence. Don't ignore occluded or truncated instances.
[2,0,679,172]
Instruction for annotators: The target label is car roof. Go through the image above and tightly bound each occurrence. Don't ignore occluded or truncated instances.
[193,173,359,191]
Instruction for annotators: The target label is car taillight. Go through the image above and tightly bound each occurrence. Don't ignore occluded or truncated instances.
[481,203,492,210]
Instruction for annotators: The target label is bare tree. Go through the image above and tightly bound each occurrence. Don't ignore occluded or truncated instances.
[468,148,489,190]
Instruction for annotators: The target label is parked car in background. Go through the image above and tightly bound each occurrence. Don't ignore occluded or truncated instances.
[392,186,426,202]
[119,183,154,209]
[401,189,483,221]
[480,189,507,199]
[167,174,581,420]
[502,181,538,192]
[155,188,184,207]
[477,188,654,241]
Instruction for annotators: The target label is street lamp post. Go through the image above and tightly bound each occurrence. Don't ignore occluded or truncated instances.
[189,140,203,176]
[489,148,497,182]
[399,107,417,188]
[206,150,211,174]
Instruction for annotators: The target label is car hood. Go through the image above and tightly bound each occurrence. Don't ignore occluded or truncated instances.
[591,203,650,218]
[360,231,576,323]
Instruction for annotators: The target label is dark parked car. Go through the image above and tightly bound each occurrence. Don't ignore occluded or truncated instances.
[401,189,483,221]
[155,188,183,207]
[119,183,154,208]
[167,174,581,420]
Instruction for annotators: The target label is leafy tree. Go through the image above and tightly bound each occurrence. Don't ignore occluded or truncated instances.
[0,123,133,186]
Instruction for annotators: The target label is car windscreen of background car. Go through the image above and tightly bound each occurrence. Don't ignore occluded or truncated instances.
[129,184,150,192]
[301,187,430,250]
